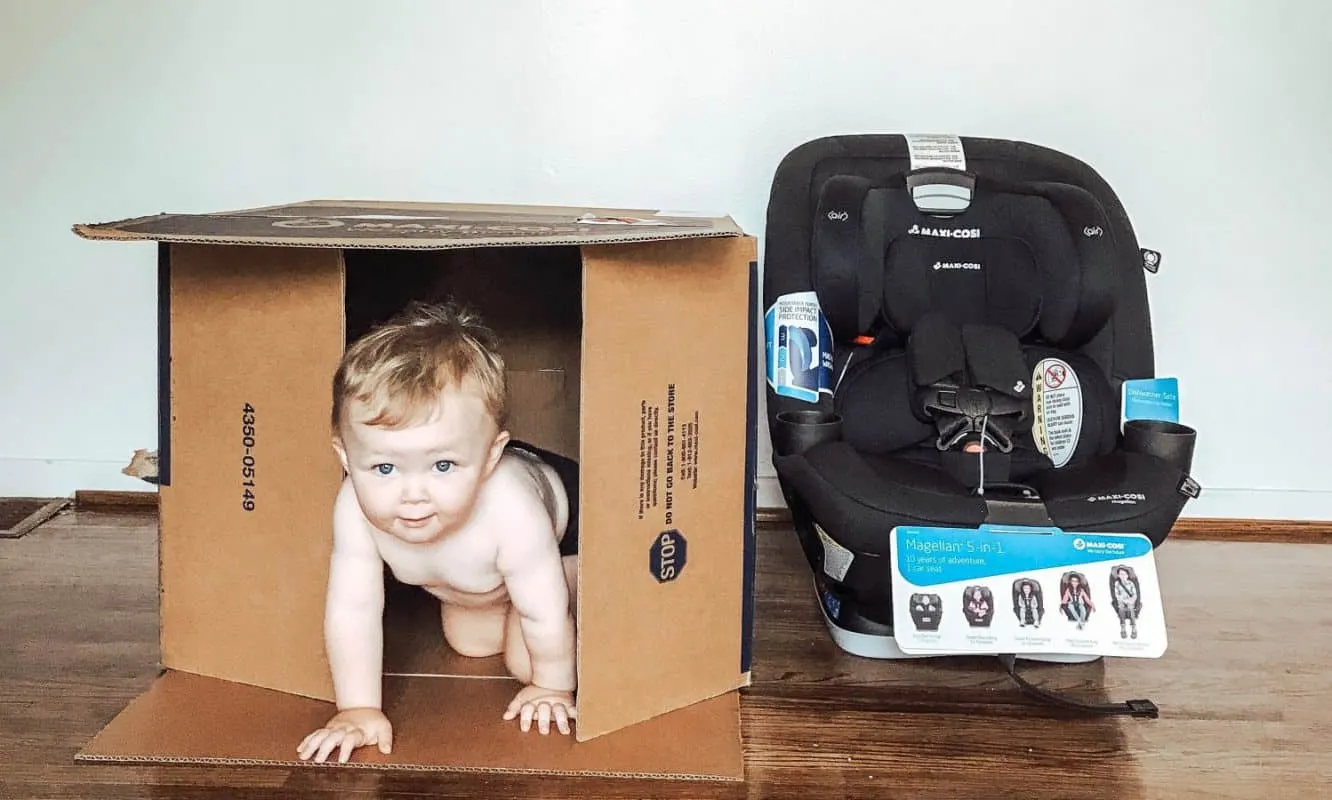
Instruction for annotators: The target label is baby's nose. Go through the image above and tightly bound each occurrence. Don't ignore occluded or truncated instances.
[400,478,429,501]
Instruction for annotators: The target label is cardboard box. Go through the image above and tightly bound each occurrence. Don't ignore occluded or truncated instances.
[70,200,759,781]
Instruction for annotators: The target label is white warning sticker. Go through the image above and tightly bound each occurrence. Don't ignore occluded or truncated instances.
[1031,357,1083,468]
[815,523,854,582]
[904,133,967,171]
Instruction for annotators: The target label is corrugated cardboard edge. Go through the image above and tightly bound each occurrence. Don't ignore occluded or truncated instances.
[70,753,742,782]
[71,224,742,251]
[70,199,744,251]
[72,670,746,782]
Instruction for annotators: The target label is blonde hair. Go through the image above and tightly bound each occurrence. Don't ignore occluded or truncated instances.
[332,300,506,432]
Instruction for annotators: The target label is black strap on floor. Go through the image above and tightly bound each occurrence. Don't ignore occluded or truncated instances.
[996,653,1159,719]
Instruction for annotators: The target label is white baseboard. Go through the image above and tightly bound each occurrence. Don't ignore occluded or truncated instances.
[756,475,786,510]
[754,475,1332,522]
[0,457,152,498]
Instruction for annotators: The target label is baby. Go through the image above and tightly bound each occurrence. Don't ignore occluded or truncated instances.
[297,300,579,765]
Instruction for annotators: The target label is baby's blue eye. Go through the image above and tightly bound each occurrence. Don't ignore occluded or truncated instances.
[435,460,454,473]
[374,464,394,475]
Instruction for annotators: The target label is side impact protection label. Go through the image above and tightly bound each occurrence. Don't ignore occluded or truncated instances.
[764,291,833,403]
[1031,357,1082,468]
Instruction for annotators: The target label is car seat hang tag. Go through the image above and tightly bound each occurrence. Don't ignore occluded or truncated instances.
[888,525,1169,661]
[903,133,974,215]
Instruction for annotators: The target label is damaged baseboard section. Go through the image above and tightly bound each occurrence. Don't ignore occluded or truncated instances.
[0,497,72,539]
[58,447,167,512]
[122,448,160,485]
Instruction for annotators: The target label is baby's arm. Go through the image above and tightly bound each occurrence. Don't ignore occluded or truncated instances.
[297,480,391,763]
[325,480,387,709]
[497,497,576,694]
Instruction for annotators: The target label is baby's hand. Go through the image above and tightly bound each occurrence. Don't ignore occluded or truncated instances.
[297,707,393,763]
[503,684,577,735]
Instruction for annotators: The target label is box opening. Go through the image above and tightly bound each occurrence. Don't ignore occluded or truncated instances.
[343,244,585,680]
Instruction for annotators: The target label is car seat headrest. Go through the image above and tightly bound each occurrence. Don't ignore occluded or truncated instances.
[812,171,1118,350]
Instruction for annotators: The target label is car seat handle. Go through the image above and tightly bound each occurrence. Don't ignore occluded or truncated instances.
[905,167,975,215]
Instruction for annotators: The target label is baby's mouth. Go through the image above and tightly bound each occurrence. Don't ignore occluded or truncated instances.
[399,514,436,528]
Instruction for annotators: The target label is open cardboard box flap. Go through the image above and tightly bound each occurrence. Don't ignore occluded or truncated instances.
[72,198,744,250]
[71,200,758,781]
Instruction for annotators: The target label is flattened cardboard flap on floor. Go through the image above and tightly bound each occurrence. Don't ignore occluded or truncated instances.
[78,580,745,780]
[77,671,744,780]
[72,199,758,780]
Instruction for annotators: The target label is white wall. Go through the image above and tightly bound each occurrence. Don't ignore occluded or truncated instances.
[2,0,1329,519]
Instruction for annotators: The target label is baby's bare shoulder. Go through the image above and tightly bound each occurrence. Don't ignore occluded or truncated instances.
[484,458,557,542]
[488,452,551,497]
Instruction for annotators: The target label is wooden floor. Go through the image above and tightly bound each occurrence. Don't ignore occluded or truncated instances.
[3,508,1330,799]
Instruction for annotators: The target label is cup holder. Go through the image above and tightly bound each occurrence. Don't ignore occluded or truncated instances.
[773,409,843,457]
[1122,419,1197,473]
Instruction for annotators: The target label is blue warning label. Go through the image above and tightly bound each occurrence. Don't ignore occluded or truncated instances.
[764,291,834,403]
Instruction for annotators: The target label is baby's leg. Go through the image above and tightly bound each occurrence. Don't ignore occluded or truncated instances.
[442,602,509,658]
[504,555,579,683]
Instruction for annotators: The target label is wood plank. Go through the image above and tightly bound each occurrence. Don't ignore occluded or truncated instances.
[1169,517,1332,543]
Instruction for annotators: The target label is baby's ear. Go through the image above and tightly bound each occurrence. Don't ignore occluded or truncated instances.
[331,436,350,474]
[487,429,511,474]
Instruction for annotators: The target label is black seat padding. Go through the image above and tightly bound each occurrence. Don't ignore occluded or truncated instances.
[764,134,1201,634]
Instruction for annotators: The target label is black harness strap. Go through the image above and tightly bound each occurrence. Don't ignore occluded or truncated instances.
[910,316,1031,457]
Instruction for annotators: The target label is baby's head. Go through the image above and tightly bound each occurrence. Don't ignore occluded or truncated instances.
[331,300,511,543]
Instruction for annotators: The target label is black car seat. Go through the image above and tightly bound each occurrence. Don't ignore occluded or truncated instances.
[1012,578,1045,627]
[962,585,995,627]
[1108,565,1143,617]
[763,134,1199,717]
[1059,571,1094,622]
[907,592,942,631]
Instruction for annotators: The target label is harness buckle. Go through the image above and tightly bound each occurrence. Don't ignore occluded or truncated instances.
[919,383,1026,454]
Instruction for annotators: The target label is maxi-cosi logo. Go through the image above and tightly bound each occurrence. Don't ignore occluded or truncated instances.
[1071,536,1127,554]
[933,261,981,271]
[908,223,981,238]
[1086,492,1146,505]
